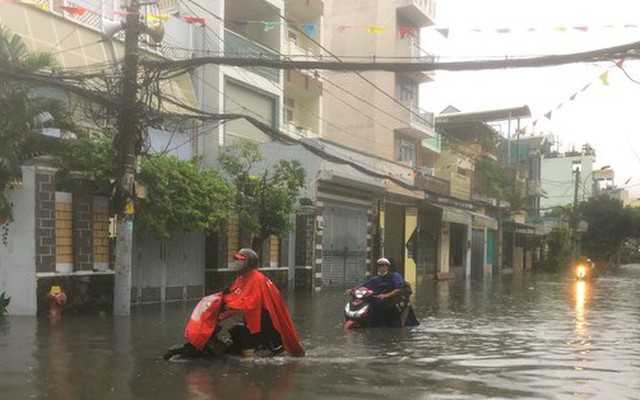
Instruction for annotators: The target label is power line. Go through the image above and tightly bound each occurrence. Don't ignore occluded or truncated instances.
[143,38,640,73]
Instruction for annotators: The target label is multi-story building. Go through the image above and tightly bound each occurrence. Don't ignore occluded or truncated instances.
[540,153,595,212]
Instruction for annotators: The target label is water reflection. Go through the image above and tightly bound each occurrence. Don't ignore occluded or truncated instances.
[184,361,298,400]
[574,280,588,336]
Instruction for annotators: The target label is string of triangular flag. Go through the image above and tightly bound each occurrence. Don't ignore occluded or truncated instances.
[11,0,637,39]
[518,59,625,136]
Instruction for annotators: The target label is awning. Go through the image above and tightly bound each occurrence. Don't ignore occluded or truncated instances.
[470,211,498,230]
[503,221,536,234]
[318,160,386,193]
[439,205,472,225]
[430,204,498,229]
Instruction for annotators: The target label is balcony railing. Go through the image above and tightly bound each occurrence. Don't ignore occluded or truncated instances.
[224,29,280,83]
[411,42,435,63]
[420,132,441,153]
[410,105,435,132]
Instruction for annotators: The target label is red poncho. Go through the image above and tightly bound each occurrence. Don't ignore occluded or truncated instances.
[184,270,304,356]
[225,269,305,357]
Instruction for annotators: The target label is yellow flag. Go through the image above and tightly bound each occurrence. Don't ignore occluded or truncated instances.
[365,25,387,35]
[22,1,49,11]
[599,71,609,86]
[147,14,169,21]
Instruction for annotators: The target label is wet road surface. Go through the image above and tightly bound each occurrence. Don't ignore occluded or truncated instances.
[1,265,640,399]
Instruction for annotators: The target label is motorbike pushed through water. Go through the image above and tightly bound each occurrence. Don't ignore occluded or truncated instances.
[343,283,418,330]
[163,292,285,362]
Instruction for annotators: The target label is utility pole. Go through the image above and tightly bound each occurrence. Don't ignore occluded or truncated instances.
[114,0,142,316]
[571,166,581,261]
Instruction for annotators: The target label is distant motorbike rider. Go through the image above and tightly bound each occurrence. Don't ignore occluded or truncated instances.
[347,257,418,327]
[223,248,305,357]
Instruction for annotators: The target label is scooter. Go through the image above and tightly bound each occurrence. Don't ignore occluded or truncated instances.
[343,285,418,329]
[163,292,286,362]
[343,286,376,329]
[163,292,228,361]
[573,258,597,281]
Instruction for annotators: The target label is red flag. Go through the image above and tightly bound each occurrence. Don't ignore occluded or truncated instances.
[398,26,416,39]
[184,16,206,24]
[61,6,87,15]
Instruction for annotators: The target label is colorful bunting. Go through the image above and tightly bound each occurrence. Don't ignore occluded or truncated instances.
[335,25,349,34]
[147,14,169,21]
[22,1,49,11]
[61,6,87,16]
[599,71,609,86]
[544,111,552,120]
[183,16,206,25]
[435,28,449,38]
[302,23,317,37]
[365,25,387,35]
[398,26,417,39]
[263,21,277,32]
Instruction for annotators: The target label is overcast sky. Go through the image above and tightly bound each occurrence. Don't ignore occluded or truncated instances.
[420,0,640,198]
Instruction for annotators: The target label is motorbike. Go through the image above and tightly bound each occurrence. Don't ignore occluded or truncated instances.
[163,292,289,362]
[343,285,418,329]
[163,292,233,362]
[573,258,597,281]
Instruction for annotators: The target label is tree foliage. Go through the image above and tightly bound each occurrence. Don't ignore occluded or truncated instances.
[54,135,234,239]
[135,155,234,239]
[474,158,523,208]
[0,291,10,315]
[577,195,640,263]
[0,26,75,223]
[219,140,305,249]
[544,226,572,270]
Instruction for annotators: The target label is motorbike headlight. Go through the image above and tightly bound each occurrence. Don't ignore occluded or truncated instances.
[354,290,365,299]
[576,266,586,278]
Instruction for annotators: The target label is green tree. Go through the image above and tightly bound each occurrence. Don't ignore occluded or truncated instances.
[136,155,234,239]
[545,225,572,270]
[54,135,234,239]
[474,158,523,208]
[219,140,305,251]
[577,195,638,264]
[0,26,74,223]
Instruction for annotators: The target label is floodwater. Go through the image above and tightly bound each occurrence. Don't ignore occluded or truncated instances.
[2,266,640,400]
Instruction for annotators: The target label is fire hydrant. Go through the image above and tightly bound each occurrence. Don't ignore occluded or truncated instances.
[45,285,67,319]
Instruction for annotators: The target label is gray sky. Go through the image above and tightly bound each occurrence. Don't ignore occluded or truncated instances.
[421,0,640,198]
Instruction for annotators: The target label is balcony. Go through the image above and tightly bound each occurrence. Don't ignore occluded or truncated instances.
[414,168,449,195]
[406,41,435,83]
[420,132,441,153]
[224,29,280,83]
[285,0,323,20]
[395,105,436,140]
[396,0,436,27]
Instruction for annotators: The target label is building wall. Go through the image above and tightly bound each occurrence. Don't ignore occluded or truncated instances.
[0,167,38,315]
[540,155,595,211]
[322,0,415,160]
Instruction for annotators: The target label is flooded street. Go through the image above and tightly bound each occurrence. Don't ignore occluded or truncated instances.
[2,265,640,399]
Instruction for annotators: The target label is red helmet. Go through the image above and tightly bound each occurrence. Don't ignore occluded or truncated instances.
[234,248,259,268]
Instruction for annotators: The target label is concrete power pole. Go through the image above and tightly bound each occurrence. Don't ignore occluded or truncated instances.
[113,0,142,316]
[571,167,581,261]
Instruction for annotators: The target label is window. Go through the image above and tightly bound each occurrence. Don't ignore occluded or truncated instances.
[283,97,295,123]
[395,77,417,104]
[395,136,416,165]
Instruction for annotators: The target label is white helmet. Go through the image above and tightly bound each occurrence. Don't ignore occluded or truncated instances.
[376,257,391,266]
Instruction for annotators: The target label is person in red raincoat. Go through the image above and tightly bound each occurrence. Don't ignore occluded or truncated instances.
[223,248,305,357]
